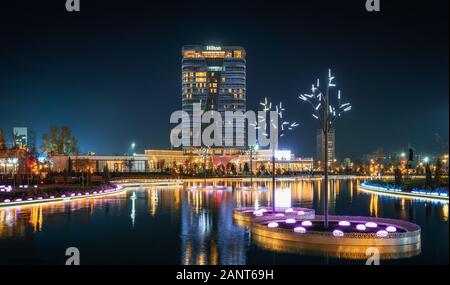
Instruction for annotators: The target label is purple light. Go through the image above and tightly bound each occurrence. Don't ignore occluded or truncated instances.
[50,196,55,199]
[15,199,22,202]
[338,221,351,226]
[365,222,378,228]
[297,211,305,215]
[356,224,366,231]
[260,209,268,213]
[27,198,33,201]
[386,226,397,233]
[268,222,279,228]
[285,208,294,213]
[294,227,306,233]
[285,218,296,224]
[376,230,388,237]
[61,195,66,198]
[275,213,285,217]
[301,220,312,227]
[333,230,344,237]
[4,199,10,203]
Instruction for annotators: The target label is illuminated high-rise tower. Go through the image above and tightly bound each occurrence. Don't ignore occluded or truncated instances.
[181,45,246,149]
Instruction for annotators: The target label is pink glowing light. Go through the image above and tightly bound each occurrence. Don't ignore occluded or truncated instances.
[50,196,55,199]
[386,226,397,232]
[365,222,378,228]
[356,224,366,231]
[301,221,312,227]
[333,230,344,237]
[61,195,66,198]
[376,230,388,237]
[294,227,306,233]
[4,199,10,203]
[268,222,279,228]
[27,198,33,201]
[285,218,296,224]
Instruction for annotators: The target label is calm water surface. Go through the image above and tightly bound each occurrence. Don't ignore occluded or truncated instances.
[0,179,448,265]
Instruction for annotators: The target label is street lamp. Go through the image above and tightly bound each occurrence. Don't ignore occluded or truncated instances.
[130,142,136,156]
[298,69,352,228]
[260,98,299,214]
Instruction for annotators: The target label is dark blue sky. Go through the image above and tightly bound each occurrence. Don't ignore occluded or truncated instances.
[0,0,448,158]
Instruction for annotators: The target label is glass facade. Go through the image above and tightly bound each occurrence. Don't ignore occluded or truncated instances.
[181,45,246,148]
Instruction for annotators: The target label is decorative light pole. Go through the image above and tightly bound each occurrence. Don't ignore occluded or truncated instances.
[199,147,210,184]
[247,144,259,184]
[260,98,299,214]
[299,69,352,228]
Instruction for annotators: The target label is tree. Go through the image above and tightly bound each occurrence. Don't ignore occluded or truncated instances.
[103,165,110,183]
[0,128,5,150]
[425,164,433,189]
[434,158,442,187]
[243,162,250,173]
[394,167,403,185]
[41,126,79,156]
[67,157,73,176]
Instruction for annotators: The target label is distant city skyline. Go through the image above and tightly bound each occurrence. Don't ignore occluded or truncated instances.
[0,0,448,158]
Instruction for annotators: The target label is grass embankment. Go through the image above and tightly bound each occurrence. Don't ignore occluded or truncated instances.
[371,178,449,192]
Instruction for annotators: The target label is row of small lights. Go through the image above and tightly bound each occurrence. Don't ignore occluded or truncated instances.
[361,182,449,198]
[263,213,398,238]
[1,185,123,204]
[253,207,308,217]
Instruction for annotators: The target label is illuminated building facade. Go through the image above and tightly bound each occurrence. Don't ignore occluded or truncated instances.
[13,127,35,151]
[181,45,246,148]
[316,128,335,168]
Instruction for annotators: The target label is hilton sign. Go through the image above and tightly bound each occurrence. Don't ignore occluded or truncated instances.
[206,46,222,51]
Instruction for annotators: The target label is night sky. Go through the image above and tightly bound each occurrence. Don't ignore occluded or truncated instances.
[0,0,448,159]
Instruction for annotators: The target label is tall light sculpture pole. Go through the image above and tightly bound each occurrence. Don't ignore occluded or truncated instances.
[299,69,352,228]
[246,143,259,184]
[260,98,299,214]
[200,147,210,184]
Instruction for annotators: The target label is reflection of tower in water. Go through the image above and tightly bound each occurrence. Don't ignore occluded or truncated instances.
[180,190,247,265]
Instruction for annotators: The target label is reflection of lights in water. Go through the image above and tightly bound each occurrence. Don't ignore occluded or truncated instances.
[130,192,136,228]
[149,189,158,216]
[275,187,291,209]
[254,194,259,210]
[441,204,448,221]
[369,194,379,217]
[30,206,43,232]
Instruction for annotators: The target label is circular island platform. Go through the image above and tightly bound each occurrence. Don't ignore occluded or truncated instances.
[251,215,421,259]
